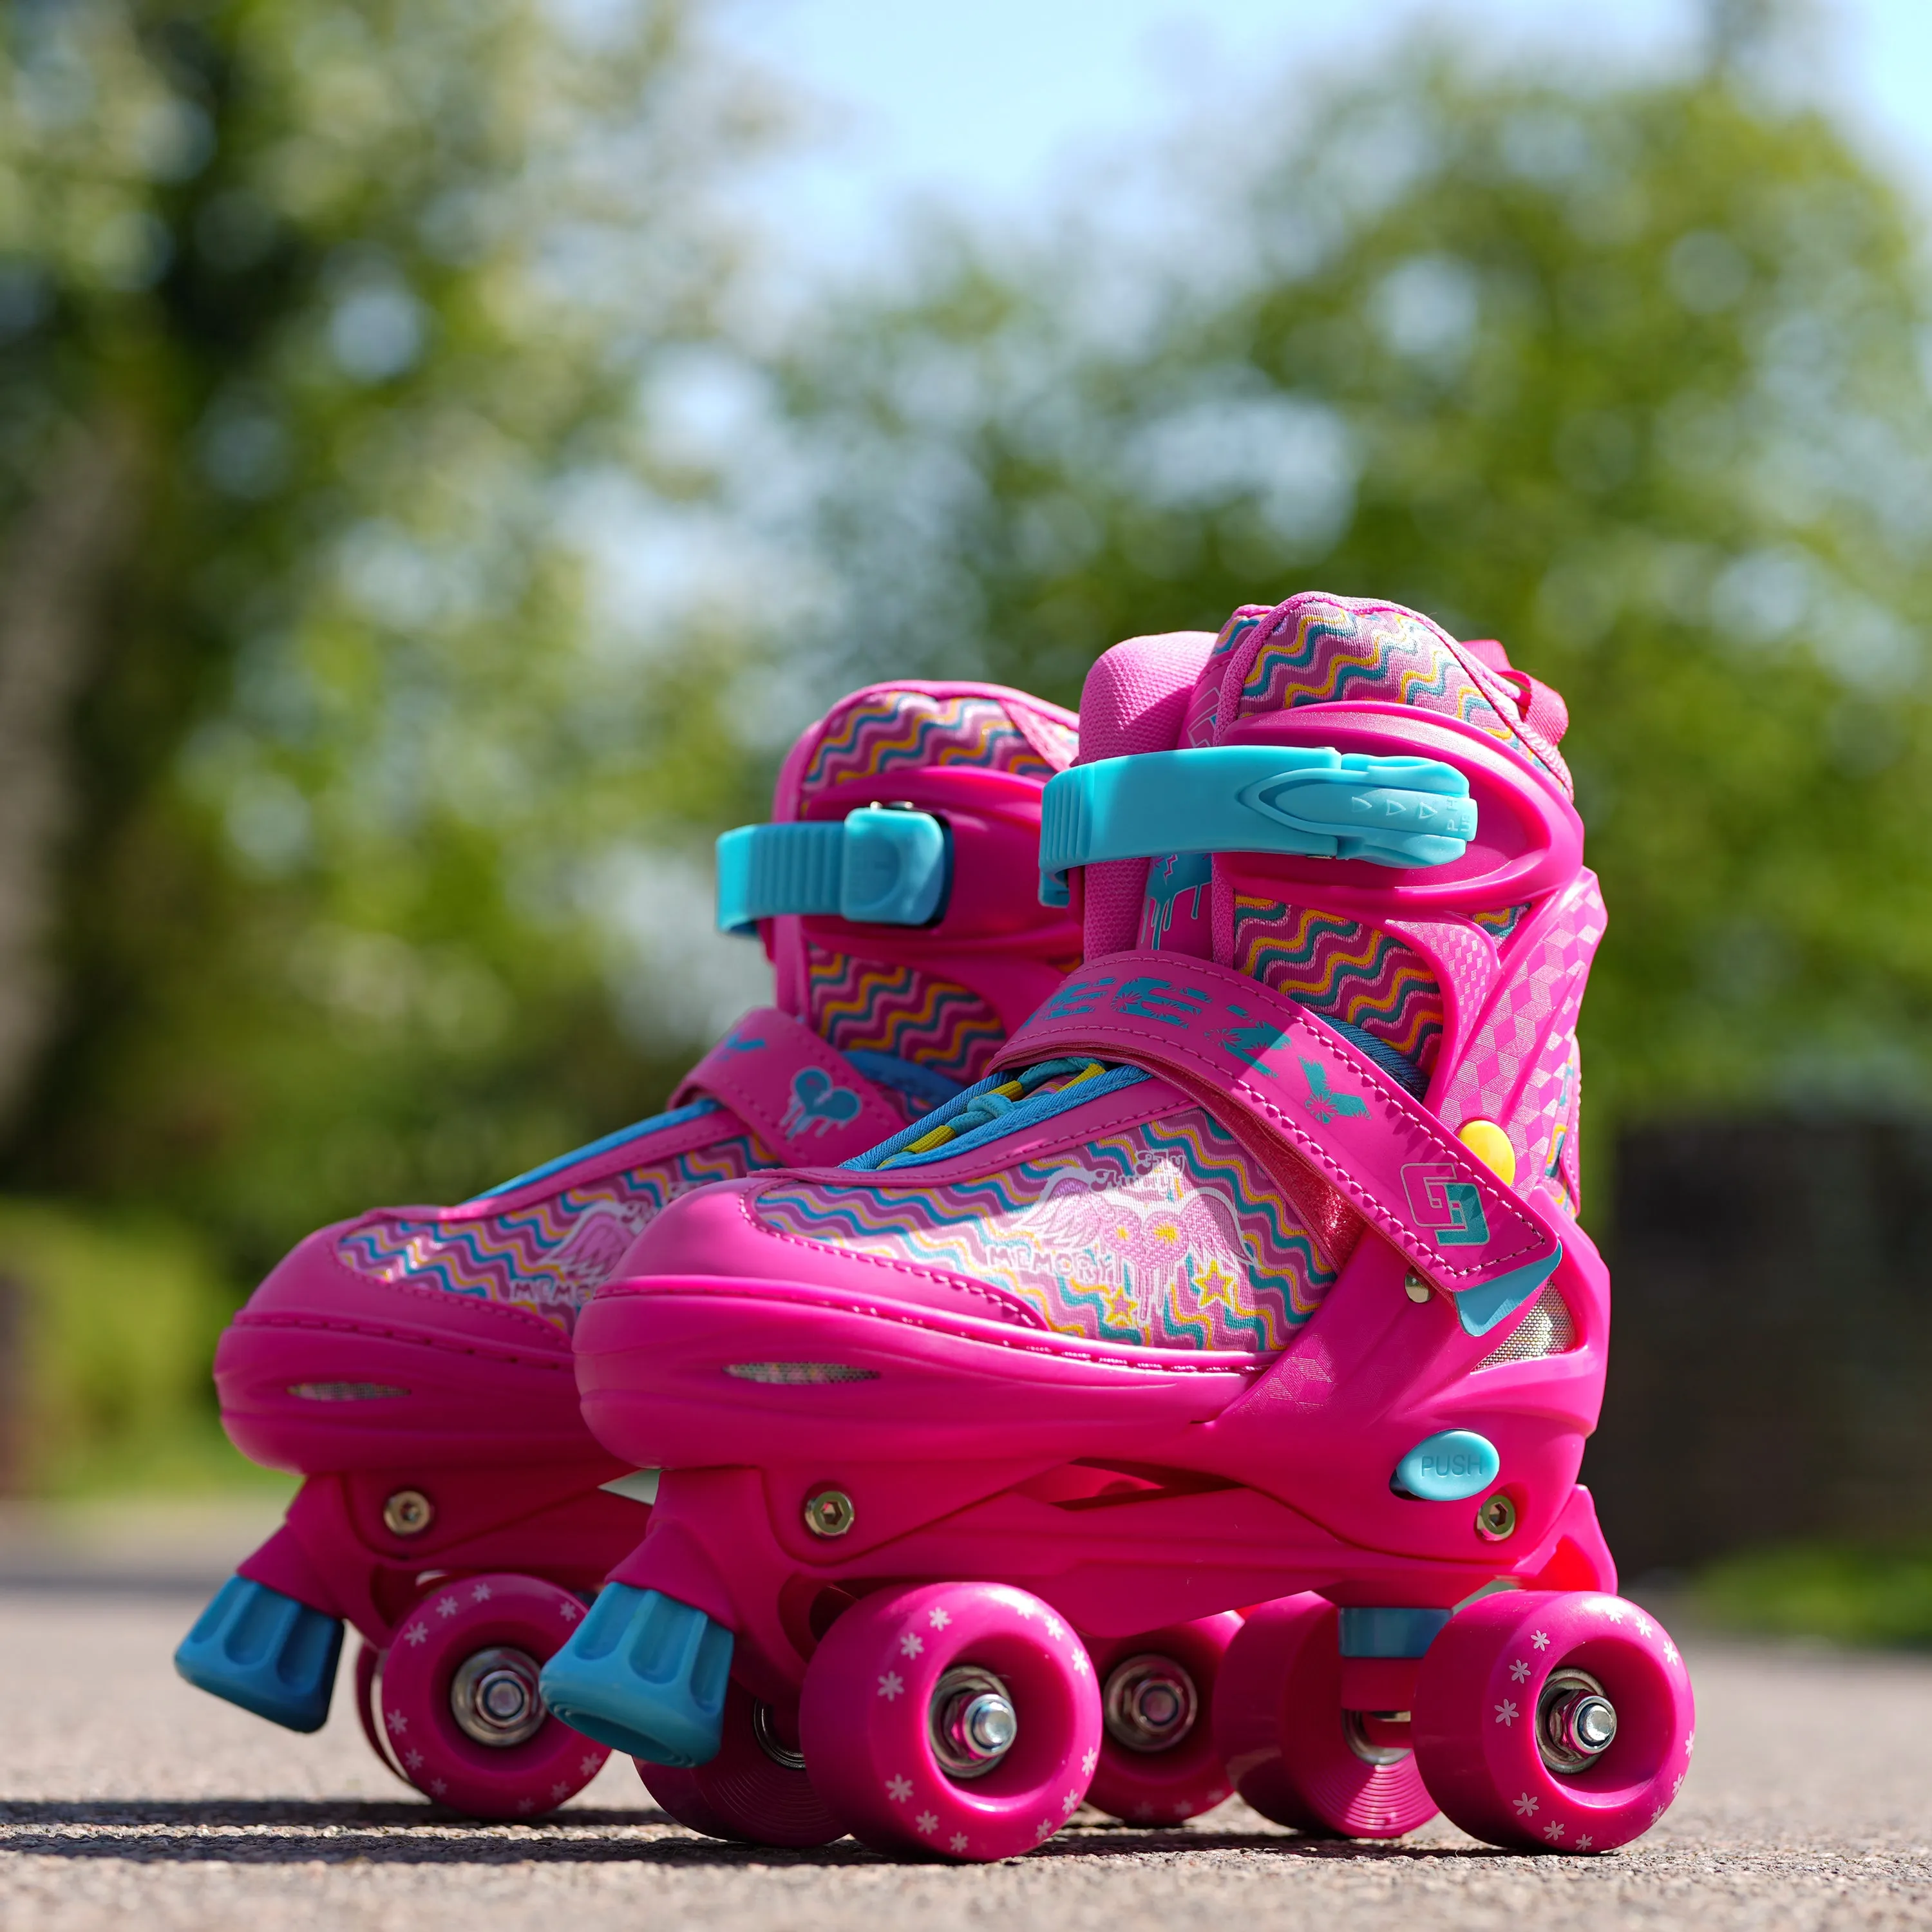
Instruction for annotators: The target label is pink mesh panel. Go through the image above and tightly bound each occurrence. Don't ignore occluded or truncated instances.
[1077,632,1218,958]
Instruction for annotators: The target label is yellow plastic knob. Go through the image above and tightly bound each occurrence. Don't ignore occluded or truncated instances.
[1457,1118,1517,1184]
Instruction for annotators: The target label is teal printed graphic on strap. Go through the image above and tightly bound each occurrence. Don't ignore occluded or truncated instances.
[1039,746,1477,904]
[717,807,951,934]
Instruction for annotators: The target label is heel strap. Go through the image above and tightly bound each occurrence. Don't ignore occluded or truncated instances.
[717,808,949,933]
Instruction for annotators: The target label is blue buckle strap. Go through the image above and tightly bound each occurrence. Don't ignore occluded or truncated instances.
[1039,747,1477,905]
[717,807,951,934]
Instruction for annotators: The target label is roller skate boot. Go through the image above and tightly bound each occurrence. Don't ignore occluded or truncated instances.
[175,680,1080,1817]
[556,595,1694,1859]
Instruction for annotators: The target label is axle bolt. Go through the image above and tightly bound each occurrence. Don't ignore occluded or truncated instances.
[1404,1271,1432,1304]
[383,1489,434,1537]
[804,1488,856,1538]
[1475,1493,1517,1540]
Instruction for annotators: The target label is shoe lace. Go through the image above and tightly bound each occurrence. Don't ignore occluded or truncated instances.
[881,1056,1107,1167]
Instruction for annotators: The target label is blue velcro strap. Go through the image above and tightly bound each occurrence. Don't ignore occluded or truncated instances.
[1039,747,1477,904]
[538,1584,733,1766]
[174,1575,344,1733]
[717,808,951,934]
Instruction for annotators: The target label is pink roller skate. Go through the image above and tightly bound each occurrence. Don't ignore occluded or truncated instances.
[552,594,1694,1859]
[174,681,1080,1818]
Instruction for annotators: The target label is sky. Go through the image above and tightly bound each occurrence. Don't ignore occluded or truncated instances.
[713,0,1932,274]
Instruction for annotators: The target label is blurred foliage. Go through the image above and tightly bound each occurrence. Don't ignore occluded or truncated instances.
[0,1199,270,1492]
[0,0,775,1284]
[1696,1540,1932,1648]
[779,44,1932,1149]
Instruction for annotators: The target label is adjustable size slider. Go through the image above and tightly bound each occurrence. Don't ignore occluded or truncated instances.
[717,806,951,935]
[1038,746,1478,904]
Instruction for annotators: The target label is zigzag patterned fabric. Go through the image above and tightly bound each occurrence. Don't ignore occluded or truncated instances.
[753,1106,1337,1351]
[1229,898,1446,1081]
[337,1128,772,1336]
[1186,596,1571,796]
[801,691,1066,794]
[804,947,1006,1085]
[1470,904,1531,943]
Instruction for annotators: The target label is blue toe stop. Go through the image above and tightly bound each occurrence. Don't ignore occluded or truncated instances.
[538,1584,733,1766]
[174,1575,344,1733]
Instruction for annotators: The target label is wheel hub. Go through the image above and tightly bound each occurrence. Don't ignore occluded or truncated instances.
[751,1700,807,1772]
[450,1645,547,1748]
[929,1665,1018,1779]
[1537,1667,1617,1774]
[1102,1654,1198,1754]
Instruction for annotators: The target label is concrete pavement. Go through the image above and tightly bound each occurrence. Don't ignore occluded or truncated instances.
[0,1571,1924,1932]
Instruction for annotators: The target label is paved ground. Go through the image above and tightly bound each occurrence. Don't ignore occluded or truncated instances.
[0,1506,1924,1931]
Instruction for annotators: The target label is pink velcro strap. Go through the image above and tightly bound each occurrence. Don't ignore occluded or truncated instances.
[676,1007,907,1168]
[990,953,1559,1299]
[1506,671,1569,746]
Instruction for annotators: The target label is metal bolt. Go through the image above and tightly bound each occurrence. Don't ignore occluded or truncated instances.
[929,1665,1018,1779]
[1475,1493,1517,1540]
[449,1646,546,1748]
[1537,1667,1617,1774]
[1103,1654,1199,1754]
[383,1489,434,1537]
[803,1488,855,1538]
[1404,1271,1432,1305]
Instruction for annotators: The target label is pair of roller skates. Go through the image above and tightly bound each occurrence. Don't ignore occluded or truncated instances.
[178,600,1696,1859]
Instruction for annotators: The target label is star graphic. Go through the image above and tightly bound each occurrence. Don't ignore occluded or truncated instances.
[915,1810,938,1835]
[473,1583,493,1603]
[1574,1833,1594,1851]
[1544,1821,1565,1842]
[1635,1614,1654,1638]
[1663,1640,1680,1665]
[516,1797,533,1814]
[1530,1630,1550,1651]
[580,1755,601,1776]
[402,1623,428,1647]
[551,1783,568,1801]
[559,1600,583,1622]
[1098,1283,1139,1327]
[1513,1792,1539,1818]
[430,1779,447,1797]
[949,1833,969,1853]
[878,1671,904,1701]
[1061,1790,1080,1815]
[929,1607,952,1630]
[1494,1699,1519,1727]
[1043,1614,1064,1640]
[1508,1658,1531,1683]
[437,1596,460,1619]
[900,1632,924,1658]
[386,1710,409,1736]
[404,1750,424,1770]
[1071,1649,1090,1675]
[886,1776,913,1803]
[1081,1748,1098,1776]
[1193,1261,1240,1309]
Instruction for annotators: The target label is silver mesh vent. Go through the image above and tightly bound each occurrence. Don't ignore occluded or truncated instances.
[1473,1289,1578,1369]
[724,1362,880,1385]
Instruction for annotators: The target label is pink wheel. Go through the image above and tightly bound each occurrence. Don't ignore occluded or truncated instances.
[1212,1594,1437,1839]
[1084,1615,1240,1824]
[638,1680,842,1847]
[354,1639,408,1786]
[376,1573,611,1819]
[1413,1590,1694,1853]
[799,1581,1103,1862]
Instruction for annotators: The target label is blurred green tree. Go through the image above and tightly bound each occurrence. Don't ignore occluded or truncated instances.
[780,40,1932,1158]
[0,0,775,1279]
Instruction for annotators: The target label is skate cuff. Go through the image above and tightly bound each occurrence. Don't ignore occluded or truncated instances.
[717,808,950,933]
[1038,747,1476,904]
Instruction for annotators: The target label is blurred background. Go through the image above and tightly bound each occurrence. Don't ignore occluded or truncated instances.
[1,0,1929,1636]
